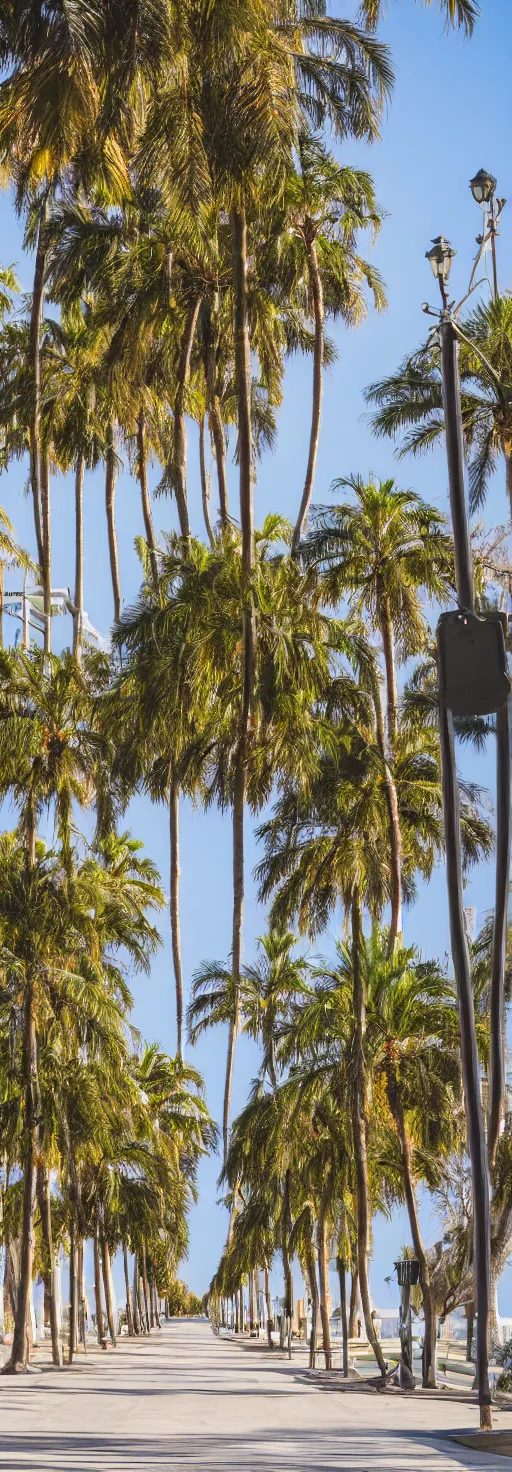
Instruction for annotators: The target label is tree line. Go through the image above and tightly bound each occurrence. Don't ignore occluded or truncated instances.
[3,0,512,1395]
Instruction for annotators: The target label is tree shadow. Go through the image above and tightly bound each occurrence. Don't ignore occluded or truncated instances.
[0,1426,500,1470]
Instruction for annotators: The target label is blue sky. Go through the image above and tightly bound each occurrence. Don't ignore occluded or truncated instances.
[1,0,511,1313]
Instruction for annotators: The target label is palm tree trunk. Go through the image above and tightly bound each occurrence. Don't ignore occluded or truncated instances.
[137,411,159,587]
[372,673,402,954]
[223,758,245,1161]
[234,1288,240,1334]
[135,1271,145,1332]
[36,1166,61,1367]
[41,451,51,654]
[5,1238,19,1325]
[146,1251,155,1330]
[394,1097,436,1388]
[306,1240,320,1368]
[68,1220,78,1363]
[223,620,254,1151]
[281,1170,294,1360]
[170,780,184,1061]
[101,1234,117,1347]
[204,338,229,529]
[105,431,121,623]
[3,984,39,1372]
[264,1263,273,1348]
[141,1245,151,1333]
[73,453,85,659]
[78,1238,87,1353]
[199,417,214,546]
[123,1243,134,1336]
[28,212,46,571]
[173,298,202,540]
[232,207,253,579]
[380,600,398,749]
[221,1006,235,1149]
[349,1268,359,1338]
[292,239,324,553]
[93,1221,106,1345]
[225,206,256,1165]
[490,1265,500,1348]
[336,1255,349,1377]
[151,1272,161,1329]
[132,1257,141,1335]
[350,894,387,1378]
[211,399,229,526]
[317,1182,332,1370]
[204,340,229,526]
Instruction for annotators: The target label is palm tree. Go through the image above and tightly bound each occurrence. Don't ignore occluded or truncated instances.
[359,0,478,31]
[0,827,163,1372]
[188,928,309,1131]
[366,296,512,517]
[303,477,453,949]
[0,640,163,1370]
[340,930,461,1387]
[240,929,310,1089]
[256,705,491,1375]
[0,646,100,871]
[264,135,385,552]
[108,543,219,1059]
[0,0,140,585]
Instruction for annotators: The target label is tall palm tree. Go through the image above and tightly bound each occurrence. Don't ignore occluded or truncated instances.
[263,135,385,552]
[303,477,453,949]
[339,930,461,1386]
[256,706,491,1375]
[108,541,219,1059]
[0,827,164,1372]
[0,0,139,583]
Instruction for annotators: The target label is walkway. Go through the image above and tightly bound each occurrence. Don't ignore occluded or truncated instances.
[0,1320,511,1469]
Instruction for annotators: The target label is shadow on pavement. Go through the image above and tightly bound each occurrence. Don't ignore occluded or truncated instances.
[0,1426,506,1470]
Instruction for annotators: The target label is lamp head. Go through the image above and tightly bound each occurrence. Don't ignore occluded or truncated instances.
[425,235,456,284]
[469,168,497,207]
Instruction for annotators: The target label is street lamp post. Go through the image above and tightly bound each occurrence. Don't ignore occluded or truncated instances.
[425,228,512,1431]
[469,169,505,302]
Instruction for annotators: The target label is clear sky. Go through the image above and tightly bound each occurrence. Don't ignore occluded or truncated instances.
[0,0,511,1315]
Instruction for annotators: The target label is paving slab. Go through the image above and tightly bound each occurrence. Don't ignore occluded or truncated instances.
[0,1320,511,1469]
[455,1436,512,1460]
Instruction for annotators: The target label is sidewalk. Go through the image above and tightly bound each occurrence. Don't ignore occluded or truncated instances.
[0,1319,510,1468]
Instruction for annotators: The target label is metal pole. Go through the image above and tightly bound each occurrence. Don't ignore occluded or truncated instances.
[488,701,511,1164]
[438,309,492,1429]
[439,704,492,1425]
[440,317,474,611]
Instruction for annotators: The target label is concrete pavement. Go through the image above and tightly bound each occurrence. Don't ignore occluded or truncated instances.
[0,1319,511,1469]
